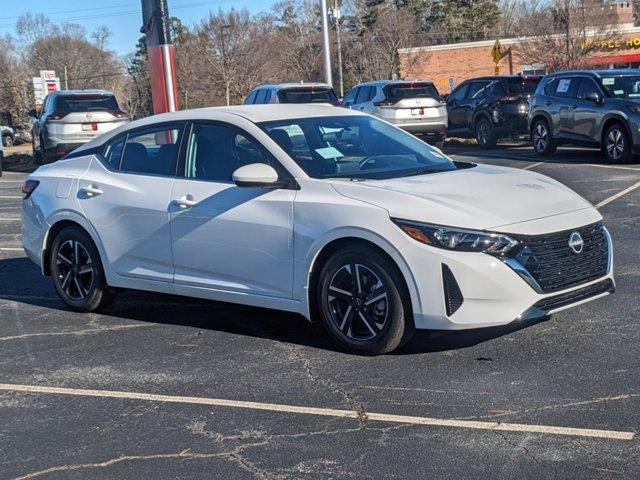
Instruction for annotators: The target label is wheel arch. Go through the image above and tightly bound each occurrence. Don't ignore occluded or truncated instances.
[42,216,106,277]
[471,111,492,130]
[304,235,418,327]
[600,115,631,149]
[529,112,553,134]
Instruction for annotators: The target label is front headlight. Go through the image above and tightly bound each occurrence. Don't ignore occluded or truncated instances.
[393,219,518,255]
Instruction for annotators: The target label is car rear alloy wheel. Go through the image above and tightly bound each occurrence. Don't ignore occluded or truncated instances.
[475,118,497,149]
[317,245,414,355]
[2,135,13,148]
[50,226,117,312]
[604,124,633,164]
[532,120,556,155]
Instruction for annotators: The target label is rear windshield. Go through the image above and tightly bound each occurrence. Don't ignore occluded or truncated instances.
[278,87,338,104]
[55,95,119,113]
[384,83,439,100]
[505,78,540,95]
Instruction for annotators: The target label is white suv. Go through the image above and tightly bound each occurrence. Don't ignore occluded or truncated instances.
[30,90,129,163]
[343,80,448,146]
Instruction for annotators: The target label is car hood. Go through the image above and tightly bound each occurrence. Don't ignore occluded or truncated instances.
[330,163,596,232]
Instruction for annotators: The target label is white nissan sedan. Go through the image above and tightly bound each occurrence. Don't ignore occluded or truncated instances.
[21,105,614,354]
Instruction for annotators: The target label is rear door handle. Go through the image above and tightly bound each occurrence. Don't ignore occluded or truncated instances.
[79,185,103,197]
[545,100,553,106]
[173,195,197,209]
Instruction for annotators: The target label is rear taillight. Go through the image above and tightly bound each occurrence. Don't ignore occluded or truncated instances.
[109,110,128,119]
[21,180,39,200]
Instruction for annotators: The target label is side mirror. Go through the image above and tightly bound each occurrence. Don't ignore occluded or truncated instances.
[233,163,283,188]
[585,91,602,104]
[27,109,38,118]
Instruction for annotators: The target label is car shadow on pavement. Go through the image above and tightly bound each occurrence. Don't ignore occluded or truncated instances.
[1,151,38,173]
[0,256,549,356]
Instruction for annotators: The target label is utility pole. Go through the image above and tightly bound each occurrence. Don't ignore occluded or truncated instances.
[140,0,179,113]
[64,65,68,90]
[320,0,333,86]
[333,0,343,97]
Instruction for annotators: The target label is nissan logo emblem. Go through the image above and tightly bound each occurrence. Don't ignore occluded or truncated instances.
[568,232,584,254]
[86,113,93,119]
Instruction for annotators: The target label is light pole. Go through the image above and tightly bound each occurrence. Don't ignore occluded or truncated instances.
[320,0,333,86]
[219,24,231,106]
[333,0,343,97]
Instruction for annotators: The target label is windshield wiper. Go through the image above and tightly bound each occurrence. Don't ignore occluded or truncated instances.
[396,167,441,178]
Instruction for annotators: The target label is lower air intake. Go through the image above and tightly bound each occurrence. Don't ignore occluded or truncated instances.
[442,264,464,316]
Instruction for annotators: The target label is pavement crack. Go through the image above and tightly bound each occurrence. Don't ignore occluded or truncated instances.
[285,345,369,427]
[492,427,541,466]
[0,323,155,342]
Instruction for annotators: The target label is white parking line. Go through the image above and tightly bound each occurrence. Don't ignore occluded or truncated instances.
[522,161,544,170]
[0,218,20,221]
[596,180,640,209]
[0,247,23,251]
[0,196,21,199]
[0,383,633,440]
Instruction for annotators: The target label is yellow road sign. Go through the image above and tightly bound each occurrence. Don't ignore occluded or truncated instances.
[491,39,502,64]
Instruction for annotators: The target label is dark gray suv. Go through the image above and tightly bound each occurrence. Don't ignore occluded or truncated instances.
[529,69,640,163]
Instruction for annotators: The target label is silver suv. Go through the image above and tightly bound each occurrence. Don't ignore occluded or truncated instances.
[245,83,341,105]
[343,80,447,146]
[30,90,129,163]
[529,69,640,163]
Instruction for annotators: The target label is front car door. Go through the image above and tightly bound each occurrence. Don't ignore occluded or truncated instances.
[77,122,185,282]
[169,121,296,299]
[446,82,470,130]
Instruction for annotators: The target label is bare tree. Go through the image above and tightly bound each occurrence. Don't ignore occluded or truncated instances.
[516,0,621,71]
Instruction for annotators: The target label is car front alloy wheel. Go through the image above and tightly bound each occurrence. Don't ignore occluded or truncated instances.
[604,124,633,164]
[317,245,414,355]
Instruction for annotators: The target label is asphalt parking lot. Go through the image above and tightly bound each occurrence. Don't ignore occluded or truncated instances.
[1,142,639,479]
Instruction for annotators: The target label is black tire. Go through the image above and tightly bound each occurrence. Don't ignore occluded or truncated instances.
[50,226,117,312]
[531,119,556,155]
[317,245,414,355]
[475,117,497,149]
[2,134,13,148]
[603,123,633,164]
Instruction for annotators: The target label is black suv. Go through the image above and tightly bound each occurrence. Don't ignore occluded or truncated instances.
[529,69,640,163]
[446,75,541,148]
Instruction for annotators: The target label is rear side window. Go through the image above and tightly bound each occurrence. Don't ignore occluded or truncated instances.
[55,94,119,113]
[554,77,578,98]
[543,78,557,96]
[466,81,489,99]
[120,125,182,176]
[103,137,125,168]
[245,91,258,105]
[278,87,338,104]
[384,82,439,100]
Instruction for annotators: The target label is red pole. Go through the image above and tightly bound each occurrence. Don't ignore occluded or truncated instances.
[140,0,179,113]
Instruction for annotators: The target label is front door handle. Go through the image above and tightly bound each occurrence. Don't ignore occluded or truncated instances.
[79,185,103,197]
[545,100,553,106]
[173,195,197,209]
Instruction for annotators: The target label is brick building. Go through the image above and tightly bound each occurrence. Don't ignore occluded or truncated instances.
[399,2,639,94]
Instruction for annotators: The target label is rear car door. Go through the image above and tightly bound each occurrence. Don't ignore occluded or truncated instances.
[77,122,184,282]
[169,121,295,298]
[553,77,579,136]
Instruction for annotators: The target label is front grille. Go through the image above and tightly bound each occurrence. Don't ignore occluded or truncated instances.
[510,222,609,293]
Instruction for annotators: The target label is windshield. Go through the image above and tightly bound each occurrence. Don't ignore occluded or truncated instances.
[278,87,339,104]
[259,115,459,180]
[384,82,439,100]
[506,78,540,95]
[599,75,640,99]
[56,95,119,113]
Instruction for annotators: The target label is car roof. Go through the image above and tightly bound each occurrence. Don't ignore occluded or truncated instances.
[253,83,334,91]
[464,75,542,81]
[547,69,640,78]
[47,89,116,97]
[356,80,436,87]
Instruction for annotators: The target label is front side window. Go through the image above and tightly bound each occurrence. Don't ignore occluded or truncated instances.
[185,123,276,182]
[448,84,469,102]
[343,88,358,105]
[259,115,459,180]
[120,125,182,175]
[599,75,640,99]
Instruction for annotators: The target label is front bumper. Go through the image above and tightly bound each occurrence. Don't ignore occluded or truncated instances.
[399,226,614,331]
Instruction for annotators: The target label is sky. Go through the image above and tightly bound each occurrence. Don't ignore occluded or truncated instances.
[0,0,278,55]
